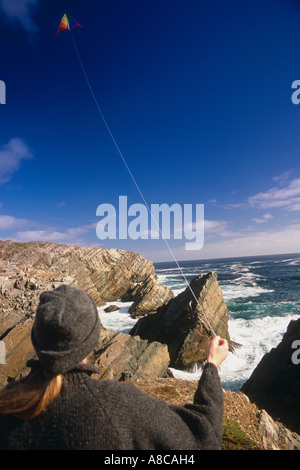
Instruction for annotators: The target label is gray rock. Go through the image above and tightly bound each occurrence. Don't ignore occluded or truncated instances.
[104,304,120,313]
[242,318,300,435]
[94,329,170,381]
[130,272,231,370]
[259,409,300,450]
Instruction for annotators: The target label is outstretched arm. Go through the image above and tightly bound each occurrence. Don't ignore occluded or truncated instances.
[207,335,229,367]
[168,336,229,449]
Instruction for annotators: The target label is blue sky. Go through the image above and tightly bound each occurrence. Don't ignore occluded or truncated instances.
[1,0,300,262]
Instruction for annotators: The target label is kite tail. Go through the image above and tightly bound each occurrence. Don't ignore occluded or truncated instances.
[68,29,241,350]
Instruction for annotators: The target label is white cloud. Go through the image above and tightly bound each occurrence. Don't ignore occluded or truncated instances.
[182,219,229,235]
[248,178,300,212]
[0,0,39,34]
[204,219,228,233]
[204,219,241,238]
[14,224,96,245]
[251,213,274,224]
[55,201,66,208]
[199,224,300,259]
[272,171,294,186]
[149,224,300,262]
[0,138,33,184]
[221,202,248,210]
[0,214,31,230]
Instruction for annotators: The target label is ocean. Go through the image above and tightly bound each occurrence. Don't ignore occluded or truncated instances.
[98,252,300,391]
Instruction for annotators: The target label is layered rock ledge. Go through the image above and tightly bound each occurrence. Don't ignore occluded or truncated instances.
[0,240,173,386]
[0,240,173,311]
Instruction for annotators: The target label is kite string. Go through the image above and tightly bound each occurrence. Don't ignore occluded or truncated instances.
[69,30,217,337]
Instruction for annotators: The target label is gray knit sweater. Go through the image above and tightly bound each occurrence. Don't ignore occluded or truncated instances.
[0,362,223,450]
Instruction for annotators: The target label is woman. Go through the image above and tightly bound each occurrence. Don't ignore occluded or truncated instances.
[0,284,229,450]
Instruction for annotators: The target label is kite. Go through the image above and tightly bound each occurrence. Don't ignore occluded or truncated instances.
[56,13,82,35]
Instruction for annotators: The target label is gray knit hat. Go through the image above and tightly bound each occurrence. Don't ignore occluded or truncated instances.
[31,285,101,378]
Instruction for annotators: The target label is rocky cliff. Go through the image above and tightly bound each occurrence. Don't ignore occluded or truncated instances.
[130,272,231,370]
[241,318,300,435]
[0,240,173,386]
[0,240,173,309]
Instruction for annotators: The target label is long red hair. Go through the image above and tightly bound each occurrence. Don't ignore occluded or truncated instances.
[0,369,63,420]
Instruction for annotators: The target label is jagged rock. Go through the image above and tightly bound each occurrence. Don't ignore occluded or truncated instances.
[258,410,300,450]
[241,318,300,435]
[129,273,174,318]
[93,329,170,381]
[104,304,120,313]
[0,240,159,307]
[14,279,26,290]
[130,272,231,370]
[0,240,172,323]
[0,323,170,388]
[0,318,34,387]
[0,241,172,314]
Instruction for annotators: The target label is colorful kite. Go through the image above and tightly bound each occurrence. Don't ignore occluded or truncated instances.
[56,13,82,35]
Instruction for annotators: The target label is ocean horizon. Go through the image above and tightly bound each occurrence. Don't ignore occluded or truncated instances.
[99,252,300,391]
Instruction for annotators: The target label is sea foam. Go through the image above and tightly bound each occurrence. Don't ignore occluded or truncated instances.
[98,253,300,390]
